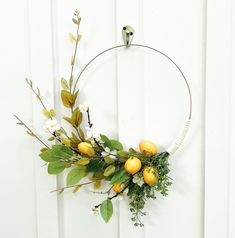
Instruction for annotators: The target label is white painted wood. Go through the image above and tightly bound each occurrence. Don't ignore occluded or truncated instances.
[229,4,235,236]
[28,1,59,237]
[205,0,233,237]
[0,1,38,238]
[143,1,206,238]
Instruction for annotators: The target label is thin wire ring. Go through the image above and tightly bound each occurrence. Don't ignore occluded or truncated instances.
[73,44,192,120]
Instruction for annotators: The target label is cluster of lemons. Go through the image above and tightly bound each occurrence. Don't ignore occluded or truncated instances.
[77,140,158,194]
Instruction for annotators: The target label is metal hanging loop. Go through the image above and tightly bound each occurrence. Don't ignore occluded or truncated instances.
[122,25,135,47]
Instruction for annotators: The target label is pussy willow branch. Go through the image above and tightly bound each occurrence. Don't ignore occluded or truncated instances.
[13,114,49,148]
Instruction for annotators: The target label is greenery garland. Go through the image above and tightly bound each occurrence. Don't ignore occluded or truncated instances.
[15,10,172,227]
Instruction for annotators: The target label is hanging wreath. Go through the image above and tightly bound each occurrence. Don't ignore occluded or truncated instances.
[14,10,192,227]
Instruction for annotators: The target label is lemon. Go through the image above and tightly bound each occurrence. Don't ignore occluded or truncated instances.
[77,142,95,157]
[124,157,142,174]
[112,183,123,193]
[139,140,158,156]
[143,166,158,185]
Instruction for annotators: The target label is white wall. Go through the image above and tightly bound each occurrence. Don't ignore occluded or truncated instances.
[0,0,234,238]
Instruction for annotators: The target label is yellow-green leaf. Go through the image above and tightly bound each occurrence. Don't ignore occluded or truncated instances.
[77,34,82,42]
[93,181,101,190]
[42,109,51,118]
[70,54,75,66]
[61,138,71,146]
[72,108,83,127]
[61,78,69,90]
[61,90,74,108]
[50,109,55,117]
[78,127,85,141]
[69,75,74,89]
[72,185,82,193]
[76,157,90,166]
[69,33,77,43]
[104,165,115,177]
[104,157,115,164]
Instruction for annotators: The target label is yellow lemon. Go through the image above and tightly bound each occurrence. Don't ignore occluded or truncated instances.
[124,157,142,174]
[143,166,158,185]
[139,140,158,156]
[77,142,95,157]
[112,183,123,193]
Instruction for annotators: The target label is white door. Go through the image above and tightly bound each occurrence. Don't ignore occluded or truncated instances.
[0,1,234,238]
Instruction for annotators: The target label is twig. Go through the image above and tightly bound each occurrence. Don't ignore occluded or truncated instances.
[94,183,129,208]
[13,114,49,148]
[25,78,49,113]
[51,181,94,193]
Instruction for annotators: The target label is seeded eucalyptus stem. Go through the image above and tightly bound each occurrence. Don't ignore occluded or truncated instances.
[14,114,49,148]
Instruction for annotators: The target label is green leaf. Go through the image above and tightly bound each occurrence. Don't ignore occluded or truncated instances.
[61,78,69,90]
[39,144,73,162]
[104,165,115,177]
[87,159,104,172]
[111,169,129,184]
[66,167,86,186]
[61,90,74,108]
[100,199,113,223]
[48,161,66,174]
[110,140,123,151]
